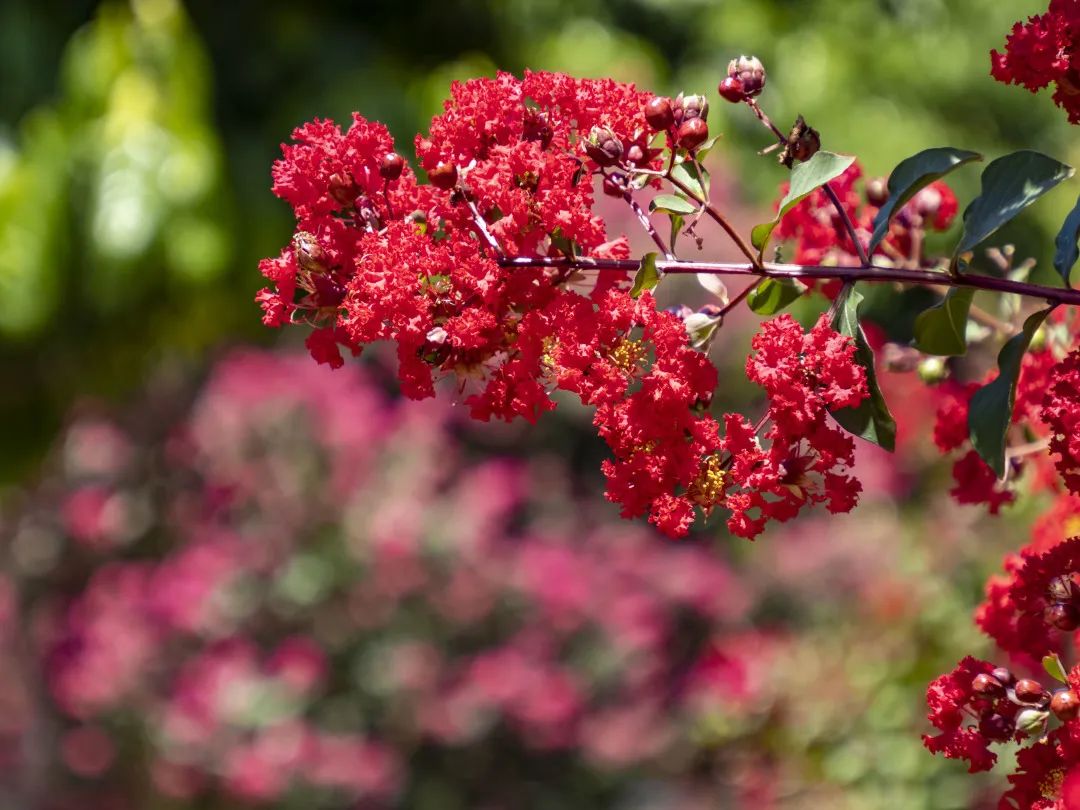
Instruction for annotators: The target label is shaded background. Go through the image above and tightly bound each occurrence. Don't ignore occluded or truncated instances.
[0,0,1070,807]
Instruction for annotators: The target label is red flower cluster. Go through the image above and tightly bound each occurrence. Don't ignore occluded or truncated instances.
[773,162,958,267]
[259,71,871,538]
[992,0,1080,123]
[922,656,1009,773]
[1045,347,1080,493]
[719,314,868,538]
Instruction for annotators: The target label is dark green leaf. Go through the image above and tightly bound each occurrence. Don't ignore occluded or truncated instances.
[630,252,660,298]
[752,151,856,259]
[1044,653,1068,684]
[830,288,897,451]
[670,161,709,200]
[868,147,982,253]
[968,306,1054,477]
[747,277,806,315]
[649,194,698,216]
[1054,193,1080,287]
[913,288,975,356]
[953,150,1074,267]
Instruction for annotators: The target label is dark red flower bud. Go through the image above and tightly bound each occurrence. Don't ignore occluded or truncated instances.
[1053,689,1080,721]
[726,55,766,97]
[978,713,1015,742]
[972,673,1005,698]
[717,77,746,103]
[1015,679,1050,705]
[522,109,554,149]
[673,93,709,124]
[584,126,624,167]
[312,273,346,307]
[644,96,675,131]
[992,667,1016,687]
[380,152,405,181]
[1045,602,1080,631]
[677,118,709,150]
[293,232,328,274]
[328,172,358,205]
[866,177,889,207]
[428,161,458,190]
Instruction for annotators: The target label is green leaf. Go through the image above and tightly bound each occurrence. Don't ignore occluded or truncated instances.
[751,151,856,259]
[668,213,684,253]
[953,150,1074,267]
[913,288,975,356]
[1044,653,1069,684]
[649,194,698,216]
[695,134,723,163]
[630,252,660,298]
[1054,193,1080,287]
[747,277,806,315]
[830,288,897,451]
[968,306,1054,477]
[868,147,982,253]
[670,161,709,200]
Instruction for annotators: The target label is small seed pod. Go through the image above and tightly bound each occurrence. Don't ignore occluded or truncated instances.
[328,172,359,205]
[312,273,346,308]
[677,118,709,151]
[1048,575,1076,603]
[1052,689,1080,721]
[584,126,624,168]
[644,96,675,131]
[726,55,766,97]
[1045,602,1080,631]
[717,77,746,103]
[428,161,459,190]
[978,713,1015,742]
[866,177,889,207]
[1015,678,1050,705]
[602,174,626,198]
[1016,708,1050,736]
[293,232,328,274]
[673,93,709,124]
[624,144,646,165]
[380,152,405,181]
[992,667,1016,687]
[917,357,948,384]
[972,673,1005,698]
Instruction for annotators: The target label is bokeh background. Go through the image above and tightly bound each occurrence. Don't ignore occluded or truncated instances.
[0,0,1071,807]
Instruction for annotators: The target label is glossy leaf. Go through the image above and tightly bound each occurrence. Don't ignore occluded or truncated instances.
[671,161,709,200]
[868,147,982,253]
[953,151,1074,267]
[1044,653,1069,684]
[630,252,660,298]
[968,306,1054,477]
[1054,192,1080,287]
[752,151,856,259]
[913,288,975,356]
[649,194,697,216]
[831,288,897,451]
[747,277,805,315]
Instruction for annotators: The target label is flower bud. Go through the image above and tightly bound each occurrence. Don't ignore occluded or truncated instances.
[677,118,709,151]
[312,273,346,308]
[1015,678,1050,705]
[293,232,328,274]
[673,93,709,124]
[380,152,405,181]
[624,144,646,165]
[523,109,554,149]
[428,161,459,190]
[978,713,1014,742]
[584,126,624,167]
[644,96,675,131]
[917,357,948,384]
[328,172,358,205]
[992,667,1016,687]
[717,77,746,103]
[881,343,921,373]
[972,673,1005,698]
[866,177,889,208]
[727,55,766,97]
[1053,689,1080,721]
[1045,602,1080,631]
[602,174,626,198]
[913,185,944,220]
[1016,708,1050,736]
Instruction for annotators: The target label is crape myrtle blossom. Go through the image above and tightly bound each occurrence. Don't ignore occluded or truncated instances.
[259,70,870,539]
